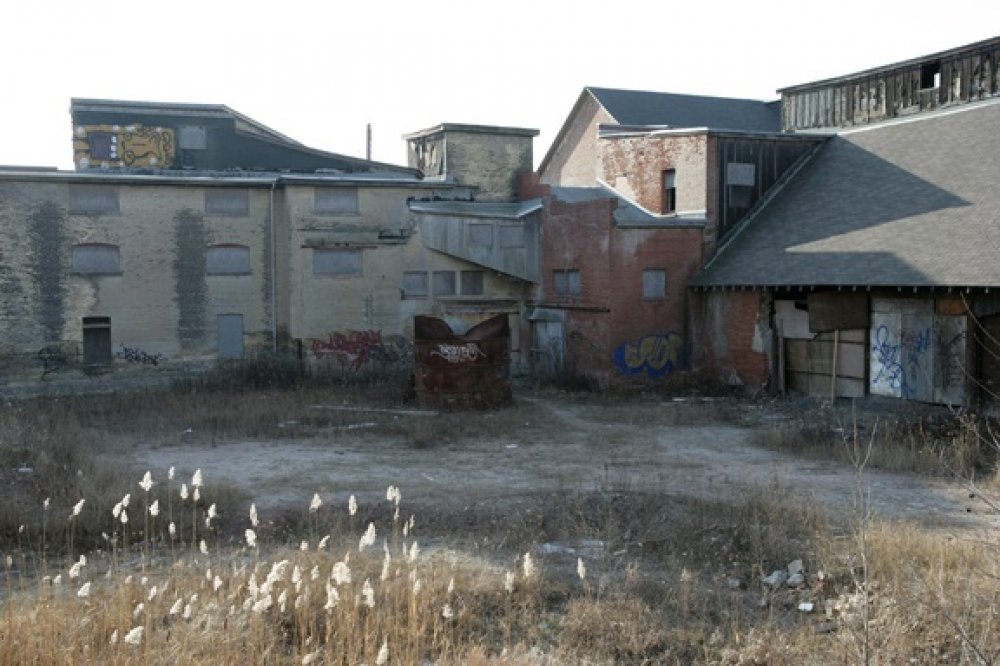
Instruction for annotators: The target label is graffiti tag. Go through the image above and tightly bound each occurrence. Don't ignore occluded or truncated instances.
[37,345,68,381]
[310,330,410,371]
[872,324,933,398]
[613,333,683,378]
[871,324,903,390]
[430,343,486,364]
[116,343,164,366]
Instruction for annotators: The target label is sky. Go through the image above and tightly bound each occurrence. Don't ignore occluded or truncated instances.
[3,1,1000,171]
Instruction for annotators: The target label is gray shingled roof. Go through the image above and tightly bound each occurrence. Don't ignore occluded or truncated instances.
[695,99,1000,288]
[588,87,781,132]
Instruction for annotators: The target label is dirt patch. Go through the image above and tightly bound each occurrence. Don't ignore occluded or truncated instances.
[133,395,997,535]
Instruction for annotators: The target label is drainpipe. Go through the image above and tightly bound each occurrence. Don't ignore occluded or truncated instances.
[269,178,278,354]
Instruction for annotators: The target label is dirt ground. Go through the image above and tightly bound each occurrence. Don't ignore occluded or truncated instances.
[132,394,998,537]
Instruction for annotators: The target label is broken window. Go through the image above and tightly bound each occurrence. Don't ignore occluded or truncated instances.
[69,185,120,215]
[206,244,251,275]
[432,270,456,296]
[553,269,581,297]
[642,269,666,299]
[661,169,677,214]
[313,248,362,276]
[72,244,121,275]
[920,62,941,89]
[314,188,359,214]
[461,270,484,296]
[205,189,249,216]
[402,271,428,298]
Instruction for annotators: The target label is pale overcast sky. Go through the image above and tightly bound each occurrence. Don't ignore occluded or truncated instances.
[3,1,999,170]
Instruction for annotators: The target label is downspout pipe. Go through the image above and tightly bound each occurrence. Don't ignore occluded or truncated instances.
[269,178,279,354]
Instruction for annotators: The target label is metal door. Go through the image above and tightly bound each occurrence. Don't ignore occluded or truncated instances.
[531,320,564,377]
[217,314,244,359]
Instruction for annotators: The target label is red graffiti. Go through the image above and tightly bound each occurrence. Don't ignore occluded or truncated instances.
[311,330,384,371]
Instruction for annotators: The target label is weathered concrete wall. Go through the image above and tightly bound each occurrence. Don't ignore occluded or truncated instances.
[539,95,614,187]
[689,289,772,388]
[442,131,534,202]
[0,178,274,378]
[283,184,527,359]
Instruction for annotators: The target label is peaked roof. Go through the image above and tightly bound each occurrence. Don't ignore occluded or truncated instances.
[587,87,781,132]
[695,99,1000,289]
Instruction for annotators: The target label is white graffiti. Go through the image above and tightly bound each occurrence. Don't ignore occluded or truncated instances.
[430,342,486,364]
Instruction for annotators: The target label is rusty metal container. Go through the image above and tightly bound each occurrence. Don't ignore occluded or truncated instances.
[413,314,512,407]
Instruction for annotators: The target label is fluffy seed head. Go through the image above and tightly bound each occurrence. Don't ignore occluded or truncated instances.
[169,598,183,615]
[180,484,189,500]
[359,522,376,552]
[191,469,203,488]
[245,529,257,548]
[149,500,159,517]
[442,603,454,619]
[139,471,153,492]
[43,497,50,510]
[168,466,175,481]
[348,495,357,516]
[577,557,586,581]
[318,535,330,550]
[504,570,515,593]
[199,539,208,556]
[249,503,258,528]
[376,640,388,665]
[309,493,322,513]
[121,493,130,508]
[168,522,176,537]
[523,552,535,578]
[71,498,85,518]
[123,626,143,646]
[77,581,91,598]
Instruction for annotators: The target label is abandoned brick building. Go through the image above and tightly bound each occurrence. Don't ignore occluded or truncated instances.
[3,35,1000,407]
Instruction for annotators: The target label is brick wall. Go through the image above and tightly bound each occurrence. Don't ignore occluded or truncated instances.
[689,289,773,387]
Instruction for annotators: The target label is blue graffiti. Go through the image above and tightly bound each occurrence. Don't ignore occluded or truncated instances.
[613,333,683,378]
[872,324,932,398]
[872,325,903,390]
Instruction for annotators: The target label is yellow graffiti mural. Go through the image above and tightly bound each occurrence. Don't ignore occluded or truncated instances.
[74,124,175,169]
[613,332,683,378]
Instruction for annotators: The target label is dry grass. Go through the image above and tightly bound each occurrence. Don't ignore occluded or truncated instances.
[2,381,999,663]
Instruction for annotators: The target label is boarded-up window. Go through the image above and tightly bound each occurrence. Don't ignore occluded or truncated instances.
[554,269,581,296]
[313,248,362,276]
[461,270,484,296]
[69,185,119,214]
[72,244,121,275]
[206,245,251,275]
[82,316,112,366]
[433,270,456,296]
[469,224,494,247]
[642,269,666,299]
[402,271,428,298]
[314,188,359,214]
[205,189,249,216]
[178,125,207,150]
[500,225,524,248]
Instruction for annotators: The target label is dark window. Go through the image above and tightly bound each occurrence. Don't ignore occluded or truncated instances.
[205,189,249,216]
[313,248,363,276]
[72,244,120,275]
[206,245,251,275]
[69,185,120,215]
[661,169,676,214]
[461,270,484,296]
[727,162,756,209]
[89,132,118,160]
[642,269,666,299]
[553,269,581,296]
[432,270,456,296]
[82,316,112,366]
[402,271,428,298]
[920,62,941,89]
[314,188,359,214]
